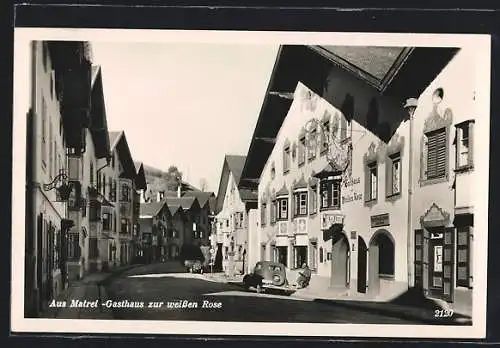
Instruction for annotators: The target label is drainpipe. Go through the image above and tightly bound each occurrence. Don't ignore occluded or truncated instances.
[404,98,418,288]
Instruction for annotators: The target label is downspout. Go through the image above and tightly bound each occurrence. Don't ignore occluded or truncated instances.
[404,98,418,288]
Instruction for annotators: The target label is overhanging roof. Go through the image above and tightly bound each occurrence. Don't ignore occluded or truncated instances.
[239,44,460,189]
[109,130,136,180]
[89,65,111,160]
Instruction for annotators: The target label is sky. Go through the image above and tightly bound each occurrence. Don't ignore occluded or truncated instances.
[91,42,279,194]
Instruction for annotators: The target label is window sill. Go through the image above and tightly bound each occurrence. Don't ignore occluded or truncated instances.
[298,162,305,168]
[364,199,378,207]
[308,156,316,162]
[293,214,308,219]
[309,211,318,217]
[319,207,342,212]
[385,193,401,201]
[454,165,474,174]
[320,149,328,156]
[283,170,290,175]
[419,175,449,187]
[379,274,395,280]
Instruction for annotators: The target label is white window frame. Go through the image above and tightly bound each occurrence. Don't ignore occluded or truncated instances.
[369,162,378,201]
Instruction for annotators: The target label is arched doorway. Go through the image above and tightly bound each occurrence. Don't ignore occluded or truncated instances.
[330,233,350,288]
[357,236,368,293]
[368,230,395,295]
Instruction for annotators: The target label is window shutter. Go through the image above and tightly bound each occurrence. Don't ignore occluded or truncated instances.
[426,129,447,179]
[385,157,392,197]
[456,226,471,288]
[468,122,474,167]
[291,194,296,218]
[422,228,430,291]
[414,229,424,288]
[364,165,370,202]
[443,227,455,301]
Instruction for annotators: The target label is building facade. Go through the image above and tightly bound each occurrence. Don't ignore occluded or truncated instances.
[240,45,466,302]
[25,41,93,316]
[214,155,258,275]
[139,201,169,263]
[409,47,476,310]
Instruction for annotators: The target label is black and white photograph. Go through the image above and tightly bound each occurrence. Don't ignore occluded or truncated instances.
[11,28,490,338]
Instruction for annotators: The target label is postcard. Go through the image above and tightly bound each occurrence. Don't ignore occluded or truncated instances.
[11,28,490,338]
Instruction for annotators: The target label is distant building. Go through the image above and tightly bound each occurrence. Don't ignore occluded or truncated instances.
[139,201,169,263]
[214,155,258,275]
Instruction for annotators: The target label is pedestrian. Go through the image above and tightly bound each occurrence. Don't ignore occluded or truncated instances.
[297,263,311,288]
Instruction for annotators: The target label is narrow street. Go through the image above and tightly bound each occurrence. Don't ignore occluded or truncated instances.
[102,263,418,324]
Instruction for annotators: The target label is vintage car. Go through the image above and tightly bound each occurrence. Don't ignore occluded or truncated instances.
[243,261,296,294]
[184,259,204,274]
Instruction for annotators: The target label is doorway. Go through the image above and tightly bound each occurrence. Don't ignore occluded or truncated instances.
[330,233,349,288]
[294,246,308,268]
[357,236,368,293]
[276,246,288,266]
[368,230,395,295]
[428,228,445,299]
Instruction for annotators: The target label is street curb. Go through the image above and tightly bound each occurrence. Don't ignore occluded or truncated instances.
[313,298,472,325]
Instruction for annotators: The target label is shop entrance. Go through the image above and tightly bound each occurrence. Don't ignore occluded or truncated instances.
[276,246,288,266]
[293,246,308,268]
[428,227,445,299]
[368,230,395,295]
[357,236,368,293]
[330,233,349,288]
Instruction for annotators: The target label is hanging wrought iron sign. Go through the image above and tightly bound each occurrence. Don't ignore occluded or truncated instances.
[43,169,74,201]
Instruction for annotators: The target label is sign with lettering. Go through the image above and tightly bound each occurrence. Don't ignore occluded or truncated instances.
[371,213,390,228]
[341,176,362,204]
[321,212,345,230]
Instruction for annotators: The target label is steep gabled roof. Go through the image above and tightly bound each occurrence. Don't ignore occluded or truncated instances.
[165,196,199,211]
[183,191,215,210]
[225,155,246,185]
[140,201,166,218]
[133,161,147,190]
[109,130,136,180]
[89,65,111,160]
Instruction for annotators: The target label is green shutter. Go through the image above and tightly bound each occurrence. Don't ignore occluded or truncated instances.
[443,227,455,301]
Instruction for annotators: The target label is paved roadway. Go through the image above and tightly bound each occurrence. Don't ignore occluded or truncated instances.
[103,262,418,324]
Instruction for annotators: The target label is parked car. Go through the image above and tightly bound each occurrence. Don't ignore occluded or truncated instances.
[243,261,294,294]
[184,259,204,274]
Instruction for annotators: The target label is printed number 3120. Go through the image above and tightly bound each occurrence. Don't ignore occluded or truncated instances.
[435,309,454,318]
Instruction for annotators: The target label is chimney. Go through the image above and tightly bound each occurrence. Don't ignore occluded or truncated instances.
[177,185,181,198]
[157,192,161,202]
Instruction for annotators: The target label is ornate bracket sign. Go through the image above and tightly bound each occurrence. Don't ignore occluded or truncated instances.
[420,203,450,228]
[321,212,345,230]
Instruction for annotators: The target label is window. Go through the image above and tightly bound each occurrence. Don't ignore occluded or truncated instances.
[278,197,288,220]
[425,128,447,180]
[309,186,317,214]
[367,162,378,201]
[320,179,341,210]
[456,121,474,170]
[387,153,401,197]
[89,238,99,259]
[261,203,267,226]
[89,201,101,222]
[103,174,106,196]
[319,246,324,263]
[270,200,276,224]
[67,234,80,260]
[294,191,308,216]
[121,184,130,202]
[298,136,306,166]
[457,226,472,288]
[308,129,317,160]
[49,122,53,178]
[321,120,330,154]
[102,212,111,231]
[41,97,47,167]
[121,218,130,234]
[283,146,291,173]
[226,219,229,228]
[89,161,94,186]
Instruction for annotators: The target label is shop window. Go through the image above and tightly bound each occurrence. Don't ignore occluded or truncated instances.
[455,120,474,170]
[277,197,288,220]
[457,226,472,288]
[89,238,99,259]
[320,179,341,210]
[424,128,447,180]
[387,153,402,197]
[261,202,267,226]
[293,191,308,217]
[283,145,291,173]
